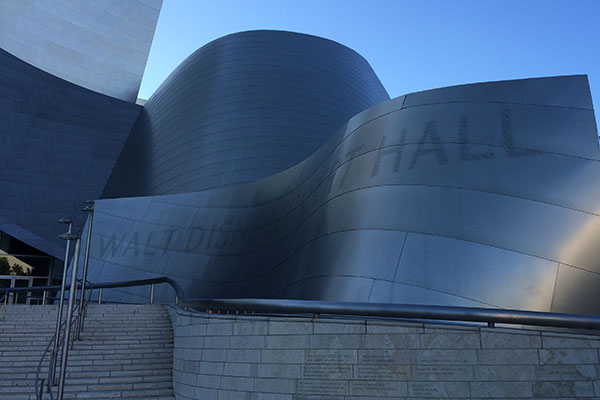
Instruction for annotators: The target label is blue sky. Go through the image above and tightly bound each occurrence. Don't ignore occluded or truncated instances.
[139,0,599,125]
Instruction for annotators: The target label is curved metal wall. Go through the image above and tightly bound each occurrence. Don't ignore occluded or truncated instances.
[83,75,600,315]
[101,30,390,198]
[0,0,162,102]
[0,47,140,259]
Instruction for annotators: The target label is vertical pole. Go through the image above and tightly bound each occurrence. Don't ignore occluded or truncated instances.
[51,220,72,383]
[98,288,102,304]
[57,237,81,400]
[77,202,94,339]
[9,278,14,304]
[26,278,32,305]
[39,379,44,398]
[150,284,155,305]
[2,294,7,321]
[42,290,47,305]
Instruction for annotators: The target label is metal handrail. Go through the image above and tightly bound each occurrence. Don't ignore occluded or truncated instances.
[75,279,92,340]
[91,276,184,300]
[0,276,182,311]
[2,276,183,301]
[10,278,600,330]
[34,301,84,400]
[189,298,600,331]
[20,276,184,399]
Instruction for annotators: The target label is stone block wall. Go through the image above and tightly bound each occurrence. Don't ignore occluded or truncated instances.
[168,307,600,399]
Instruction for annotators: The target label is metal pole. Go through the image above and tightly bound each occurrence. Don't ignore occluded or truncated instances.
[150,284,155,304]
[98,288,102,304]
[77,201,94,339]
[57,236,81,400]
[2,294,7,321]
[51,219,72,383]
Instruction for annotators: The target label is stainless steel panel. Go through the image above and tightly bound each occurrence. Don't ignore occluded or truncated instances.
[12,34,585,316]
[369,280,491,308]
[552,263,600,315]
[102,31,390,198]
[403,78,527,108]
[0,47,140,258]
[88,74,600,314]
[395,233,558,311]
[428,187,600,273]
[523,75,594,109]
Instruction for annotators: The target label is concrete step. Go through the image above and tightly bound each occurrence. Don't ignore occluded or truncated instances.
[1,304,175,399]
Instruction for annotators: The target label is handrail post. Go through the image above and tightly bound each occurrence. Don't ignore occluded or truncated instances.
[77,200,94,340]
[2,293,7,321]
[39,378,44,398]
[52,219,73,383]
[98,288,102,304]
[150,284,155,305]
[57,235,81,400]
[42,290,46,305]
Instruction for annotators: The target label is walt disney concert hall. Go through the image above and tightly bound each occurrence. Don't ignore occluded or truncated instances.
[1,2,599,317]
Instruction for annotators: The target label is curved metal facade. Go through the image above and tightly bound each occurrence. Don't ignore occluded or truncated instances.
[0,0,162,102]
[2,27,598,315]
[83,71,600,315]
[0,47,140,258]
[101,30,389,197]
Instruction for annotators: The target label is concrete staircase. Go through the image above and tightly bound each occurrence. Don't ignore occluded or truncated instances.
[0,304,175,399]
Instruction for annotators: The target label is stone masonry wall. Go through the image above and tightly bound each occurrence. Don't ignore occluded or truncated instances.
[168,306,600,399]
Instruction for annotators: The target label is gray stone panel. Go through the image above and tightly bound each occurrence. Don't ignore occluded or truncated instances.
[169,308,600,399]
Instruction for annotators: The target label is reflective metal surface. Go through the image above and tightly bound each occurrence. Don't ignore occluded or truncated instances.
[190,298,600,331]
[85,66,600,314]
[2,29,598,315]
[0,47,140,259]
[0,0,162,102]
[1,276,183,301]
[101,30,390,197]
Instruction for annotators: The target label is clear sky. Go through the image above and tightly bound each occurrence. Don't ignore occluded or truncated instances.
[139,0,599,127]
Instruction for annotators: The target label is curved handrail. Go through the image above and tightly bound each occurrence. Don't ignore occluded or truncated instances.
[189,298,600,331]
[90,276,184,301]
[3,276,184,301]
[27,276,183,399]
[34,301,83,400]
[34,322,56,399]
